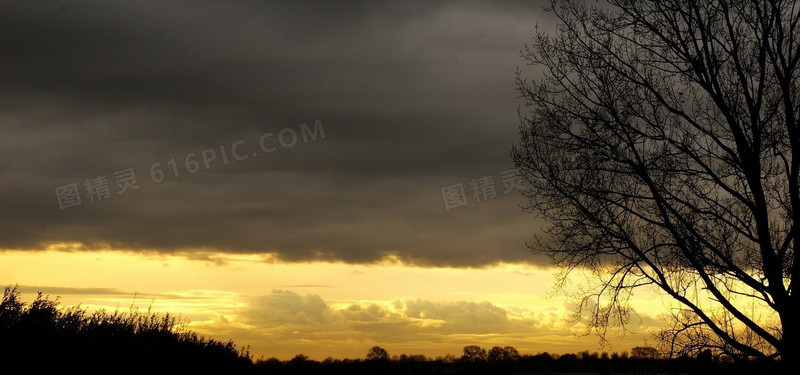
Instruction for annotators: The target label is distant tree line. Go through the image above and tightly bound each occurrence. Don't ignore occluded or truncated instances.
[253,345,776,375]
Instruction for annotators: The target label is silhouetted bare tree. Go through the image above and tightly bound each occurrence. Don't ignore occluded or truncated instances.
[366,346,389,361]
[513,0,800,368]
[631,346,660,359]
[461,345,488,362]
[488,346,521,362]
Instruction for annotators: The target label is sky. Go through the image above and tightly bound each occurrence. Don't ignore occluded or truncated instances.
[1,0,665,359]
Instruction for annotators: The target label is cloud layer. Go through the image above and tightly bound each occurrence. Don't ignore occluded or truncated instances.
[1,0,554,266]
[192,289,662,359]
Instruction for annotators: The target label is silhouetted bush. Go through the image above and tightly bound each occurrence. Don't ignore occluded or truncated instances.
[0,287,253,373]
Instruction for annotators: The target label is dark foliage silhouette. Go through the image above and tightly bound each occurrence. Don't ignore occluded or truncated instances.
[0,286,252,373]
[253,345,772,375]
[366,345,389,361]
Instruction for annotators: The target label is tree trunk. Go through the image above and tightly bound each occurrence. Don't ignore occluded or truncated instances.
[781,298,800,374]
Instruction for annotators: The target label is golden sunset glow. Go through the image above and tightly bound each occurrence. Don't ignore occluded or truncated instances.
[1,248,668,359]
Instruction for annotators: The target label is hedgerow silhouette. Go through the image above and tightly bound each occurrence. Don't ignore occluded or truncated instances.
[0,286,253,373]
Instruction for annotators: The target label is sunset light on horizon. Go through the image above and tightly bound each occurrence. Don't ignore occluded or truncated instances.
[2,249,664,359]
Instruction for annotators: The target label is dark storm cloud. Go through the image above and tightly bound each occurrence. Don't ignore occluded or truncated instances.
[0,0,554,266]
